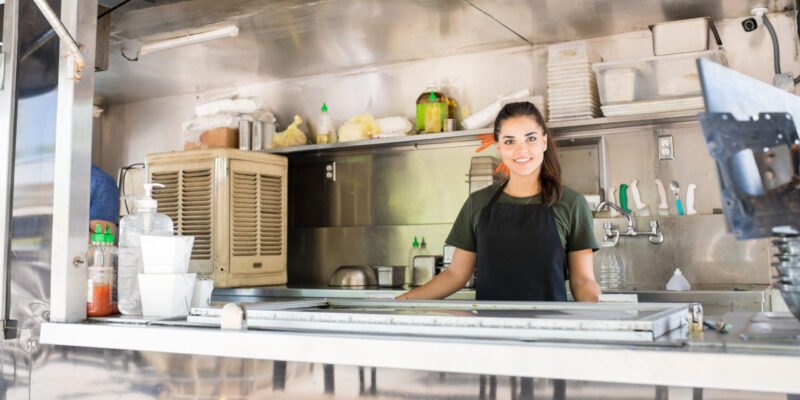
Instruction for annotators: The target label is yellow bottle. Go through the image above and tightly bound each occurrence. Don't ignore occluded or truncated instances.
[423,91,443,133]
[416,89,450,133]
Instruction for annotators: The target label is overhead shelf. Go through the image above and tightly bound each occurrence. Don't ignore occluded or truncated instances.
[549,109,703,134]
[260,128,492,155]
[260,109,703,156]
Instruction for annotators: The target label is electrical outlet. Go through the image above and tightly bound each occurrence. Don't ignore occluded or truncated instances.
[658,135,674,160]
[324,161,336,182]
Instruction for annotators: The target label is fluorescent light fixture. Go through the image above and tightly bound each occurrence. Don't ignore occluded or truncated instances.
[138,24,239,57]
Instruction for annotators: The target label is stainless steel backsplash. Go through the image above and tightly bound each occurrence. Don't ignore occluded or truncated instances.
[287,123,771,286]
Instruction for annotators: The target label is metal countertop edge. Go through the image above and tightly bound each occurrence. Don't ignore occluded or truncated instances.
[39,321,800,394]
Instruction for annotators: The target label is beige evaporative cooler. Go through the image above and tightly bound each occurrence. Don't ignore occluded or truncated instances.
[145,149,288,288]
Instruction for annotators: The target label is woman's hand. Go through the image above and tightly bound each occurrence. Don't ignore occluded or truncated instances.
[397,248,476,300]
[568,249,601,302]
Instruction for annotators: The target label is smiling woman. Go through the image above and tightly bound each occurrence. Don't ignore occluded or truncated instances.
[398,102,601,302]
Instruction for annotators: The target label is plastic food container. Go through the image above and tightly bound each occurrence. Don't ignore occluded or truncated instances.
[592,50,725,105]
[468,175,499,193]
[138,273,197,317]
[140,235,194,274]
[372,266,405,288]
[547,40,601,66]
[652,17,710,56]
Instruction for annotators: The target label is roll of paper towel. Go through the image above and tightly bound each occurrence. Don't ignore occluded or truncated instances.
[461,89,531,130]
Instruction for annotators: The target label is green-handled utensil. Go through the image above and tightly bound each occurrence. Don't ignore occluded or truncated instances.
[619,183,632,214]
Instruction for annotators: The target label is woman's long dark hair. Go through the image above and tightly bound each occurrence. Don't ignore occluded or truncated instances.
[493,101,562,206]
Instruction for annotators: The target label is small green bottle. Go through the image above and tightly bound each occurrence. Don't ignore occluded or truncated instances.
[407,237,421,286]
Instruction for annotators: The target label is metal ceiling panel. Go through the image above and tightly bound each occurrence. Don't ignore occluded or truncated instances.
[95,0,797,104]
[95,0,528,104]
[468,0,797,44]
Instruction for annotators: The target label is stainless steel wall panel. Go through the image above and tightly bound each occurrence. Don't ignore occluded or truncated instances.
[289,224,454,285]
[289,145,482,229]
[592,215,771,288]
[601,122,723,215]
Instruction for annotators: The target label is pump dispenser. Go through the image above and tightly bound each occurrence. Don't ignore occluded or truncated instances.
[407,237,421,286]
[118,182,174,315]
[666,268,691,291]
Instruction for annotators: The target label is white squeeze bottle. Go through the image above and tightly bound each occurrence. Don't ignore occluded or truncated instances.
[118,183,174,315]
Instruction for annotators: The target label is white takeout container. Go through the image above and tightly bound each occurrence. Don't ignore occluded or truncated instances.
[652,17,710,56]
[191,278,215,308]
[139,273,196,317]
[140,235,194,274]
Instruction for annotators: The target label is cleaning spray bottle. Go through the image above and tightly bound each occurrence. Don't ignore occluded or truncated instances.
[118,183,174,315]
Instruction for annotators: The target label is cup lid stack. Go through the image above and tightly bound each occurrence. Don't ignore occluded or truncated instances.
[547,41,602,122]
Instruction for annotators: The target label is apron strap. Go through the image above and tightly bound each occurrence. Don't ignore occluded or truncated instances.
[486,180,509,209]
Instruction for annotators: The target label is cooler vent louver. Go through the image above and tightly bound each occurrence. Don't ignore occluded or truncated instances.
[260,174,283,256]
[181,169,213,260]
[151,169,213,260]
[231,172,283,257]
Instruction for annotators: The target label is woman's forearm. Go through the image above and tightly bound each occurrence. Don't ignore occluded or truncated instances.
[399,268,470,300]
[570,277,601,302]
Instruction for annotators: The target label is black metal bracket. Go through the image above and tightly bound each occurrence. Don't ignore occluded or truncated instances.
[697,112,800,239]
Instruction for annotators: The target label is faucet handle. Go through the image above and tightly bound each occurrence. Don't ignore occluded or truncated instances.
[603,222,613,230]
[649,220,659,229]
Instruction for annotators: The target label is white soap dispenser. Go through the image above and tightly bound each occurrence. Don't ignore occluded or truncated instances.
[666,268,691,291]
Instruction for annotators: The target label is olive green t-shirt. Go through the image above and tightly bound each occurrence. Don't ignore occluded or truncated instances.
[445,183,599,253]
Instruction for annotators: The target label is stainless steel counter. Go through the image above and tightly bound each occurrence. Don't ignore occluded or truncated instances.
[607,284,773,315]
[40,311,800,395]
[213,284,772,315]
[212,285,476,301]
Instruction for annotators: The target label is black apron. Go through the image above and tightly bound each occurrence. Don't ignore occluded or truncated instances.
[475,181,567,301]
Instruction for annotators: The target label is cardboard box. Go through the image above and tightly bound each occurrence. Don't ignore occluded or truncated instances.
[184,128,238,150]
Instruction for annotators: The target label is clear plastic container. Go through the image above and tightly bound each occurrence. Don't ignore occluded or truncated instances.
[118,183,175,315]
[592,49,725,105]
[598,247,624,290]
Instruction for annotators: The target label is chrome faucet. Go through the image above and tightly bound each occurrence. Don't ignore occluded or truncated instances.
[596,201,664,245]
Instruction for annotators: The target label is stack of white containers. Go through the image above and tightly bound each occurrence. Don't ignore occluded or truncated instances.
[468,156,503,193]
[546,41,602,122]
[138,235,197,317]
